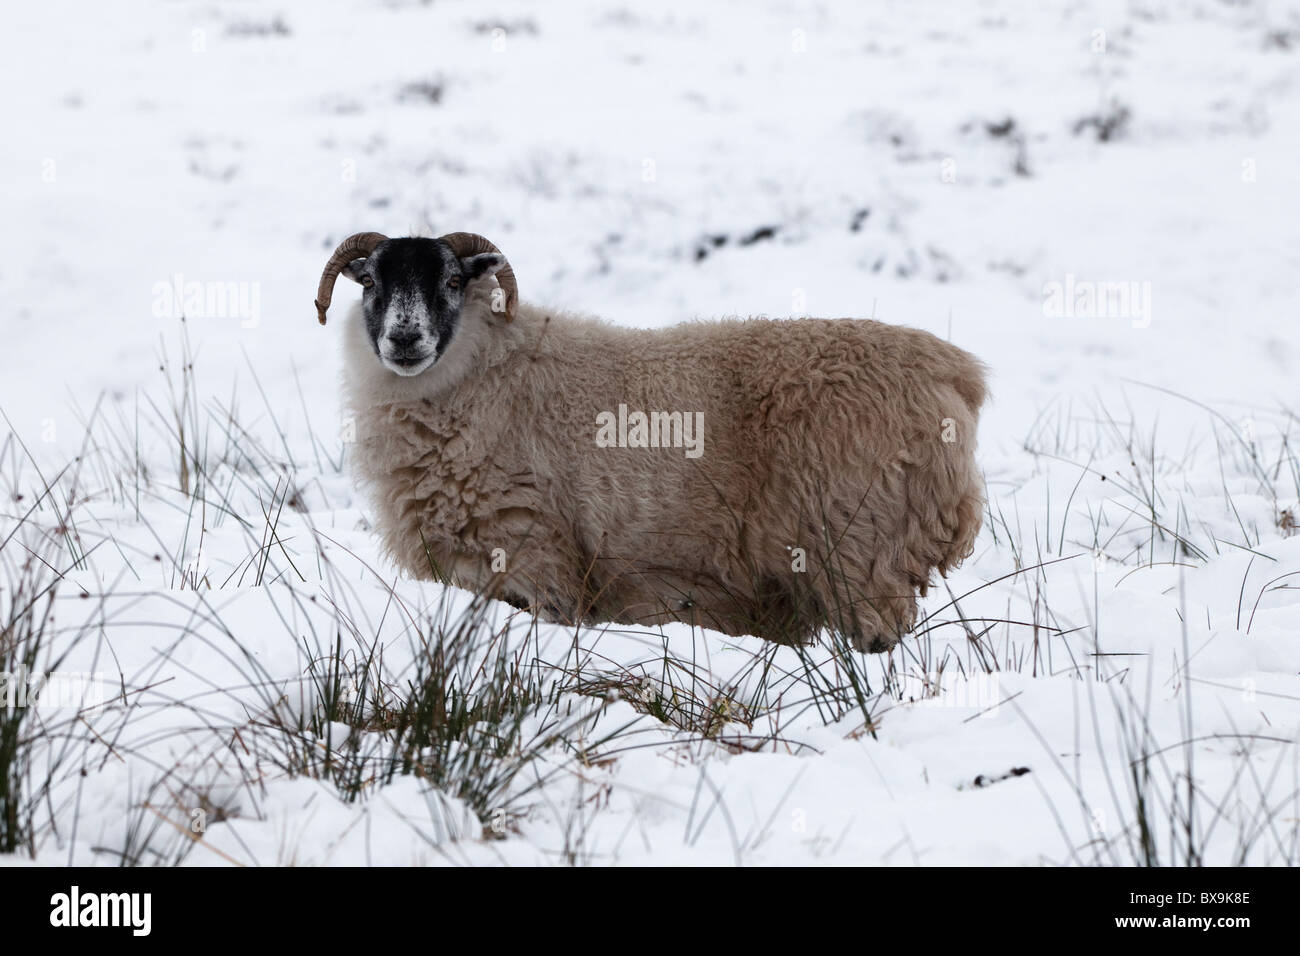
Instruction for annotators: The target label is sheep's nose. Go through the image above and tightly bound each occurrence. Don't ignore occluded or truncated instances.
[386,330,421,351]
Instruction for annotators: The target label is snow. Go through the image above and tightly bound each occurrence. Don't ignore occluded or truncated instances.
[3,0,1299,865]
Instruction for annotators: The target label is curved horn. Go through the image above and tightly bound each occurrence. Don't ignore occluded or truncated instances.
[439,231,518,322]
[314,231,388,325]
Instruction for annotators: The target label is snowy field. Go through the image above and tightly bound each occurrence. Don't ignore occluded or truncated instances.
[3,0,1300,866]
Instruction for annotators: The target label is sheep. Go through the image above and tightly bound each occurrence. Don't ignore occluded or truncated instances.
[315,231,988,652]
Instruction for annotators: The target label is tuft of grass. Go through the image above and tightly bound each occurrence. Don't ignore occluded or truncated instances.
[0,449,121,858]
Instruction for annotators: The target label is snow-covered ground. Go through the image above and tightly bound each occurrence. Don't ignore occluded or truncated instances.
[3,0,1300,865]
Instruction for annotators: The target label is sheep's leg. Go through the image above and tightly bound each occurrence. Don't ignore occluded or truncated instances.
[439,507,592,624]
[498,552,590,624]
[439,552,568,617]
[492,583,586,625]
[938,483,983,575]
[497,590,532,611]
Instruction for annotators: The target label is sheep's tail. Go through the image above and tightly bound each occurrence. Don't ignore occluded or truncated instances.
[940,363,987,576]
[906,342,989,582]
[937,465,984,576]
[940,344,990,415]
[889,446,983,592]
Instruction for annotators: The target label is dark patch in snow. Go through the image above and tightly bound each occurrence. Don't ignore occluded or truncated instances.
[693,225,778,261]
[398,80,445,106]
[961,115,1031,176]
[858,109,918,152]
[972,766,1031,788]
[988,258,1027,277]
[225,18,291,38]
[1073,102,1131,142]
[693,233,730,262]
[738,225,778,246]
[985,117,1017,138]
[874,245,960,282]
[1263,29,1298,51]
[470,19,539,36]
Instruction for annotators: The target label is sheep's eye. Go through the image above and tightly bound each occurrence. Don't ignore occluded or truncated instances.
[360,276,374,289]
[448,275,460,290]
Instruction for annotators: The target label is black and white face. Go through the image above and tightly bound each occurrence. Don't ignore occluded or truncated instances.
[342,238,505,377]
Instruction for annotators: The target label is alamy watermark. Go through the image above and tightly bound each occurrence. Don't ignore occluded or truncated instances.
[896,671,1002,717]
[1,668,106,714]
[1042,273,1151,328]
[50,886,151,936]
[152,273,261,328]
[596,403,704,458]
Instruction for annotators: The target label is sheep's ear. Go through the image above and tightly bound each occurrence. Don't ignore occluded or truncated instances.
[340,258,368,284]
[460,253,505,282]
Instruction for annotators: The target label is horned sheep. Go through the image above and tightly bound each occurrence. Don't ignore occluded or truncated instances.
[314,231,987,652]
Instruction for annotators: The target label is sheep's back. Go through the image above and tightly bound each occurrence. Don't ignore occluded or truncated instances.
[512,315,986,582]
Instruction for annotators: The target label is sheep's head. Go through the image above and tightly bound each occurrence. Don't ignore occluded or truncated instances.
[314,232,518,377]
